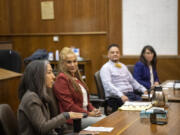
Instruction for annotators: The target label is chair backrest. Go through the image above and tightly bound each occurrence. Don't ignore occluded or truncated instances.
[0,104,18,135]
[0,50,22,73]
[94,71,106,99]
[127,64,134,75]
[47,88,59,118]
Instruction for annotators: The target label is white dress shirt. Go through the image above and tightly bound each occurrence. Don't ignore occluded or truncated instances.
[100,60,146,98]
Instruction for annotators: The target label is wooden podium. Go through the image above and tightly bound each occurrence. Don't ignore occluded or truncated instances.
[0,68,22,112]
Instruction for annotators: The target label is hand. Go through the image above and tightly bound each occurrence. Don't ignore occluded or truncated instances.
[144,91,148,95]
[121,95,128,103]
[154,82,159,86]
[69,112,83,119]
[88,109,102,117]
[93,108,102,116]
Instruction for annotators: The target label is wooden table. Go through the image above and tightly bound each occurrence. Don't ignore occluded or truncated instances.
[161,80,180,102]
[91,103,180,135]
[0,68,22,112]
[142,80,180,102]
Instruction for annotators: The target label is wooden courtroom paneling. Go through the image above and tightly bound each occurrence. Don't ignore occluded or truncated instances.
[178,0,180,55]
[1,0,180,96]
[108,0,123,53]
[118,56,180,83]
[10,0,107,33]
[0,0,108,94]
[0,0,11,34]
[4,35,107,94]
[0,68,22,112]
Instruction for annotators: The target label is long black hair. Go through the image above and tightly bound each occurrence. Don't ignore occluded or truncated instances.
[18,60,49,101]
[140,45,157,69]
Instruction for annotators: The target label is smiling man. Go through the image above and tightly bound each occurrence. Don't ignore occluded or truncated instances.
[100,44,148,112]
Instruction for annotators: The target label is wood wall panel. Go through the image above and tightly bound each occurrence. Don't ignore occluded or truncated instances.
[0,0,11,34]
[118,56,180,83]
[0,35,107,94]
[10,0,107,33]
[108,0,122,52]
[178,0,180,55]
[1,0,180,96]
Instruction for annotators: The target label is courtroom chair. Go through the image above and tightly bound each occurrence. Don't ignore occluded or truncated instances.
[127,64,134,75]
[94,71,119,115]
[0,104,18,135]
[0,50,22,73]
[47,88,74,134]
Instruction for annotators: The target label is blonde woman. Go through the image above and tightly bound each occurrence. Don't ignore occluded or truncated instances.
[54,47,105,129]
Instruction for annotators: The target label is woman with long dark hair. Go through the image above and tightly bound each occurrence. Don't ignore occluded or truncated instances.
[133,45,159,89]
[18,60,83,135]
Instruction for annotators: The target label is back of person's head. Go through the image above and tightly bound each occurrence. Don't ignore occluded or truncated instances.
[18,60,49,100]
[140,45,157,68]
[107,44,120,51]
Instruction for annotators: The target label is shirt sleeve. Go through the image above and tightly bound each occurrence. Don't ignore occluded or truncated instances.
[100,65,124,97]
[154,69,159,83]
[128,68,147,93]
[133,62,151,89]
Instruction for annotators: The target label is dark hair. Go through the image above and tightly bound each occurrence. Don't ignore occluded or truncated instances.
[140,45,157,69]
[107,44,120,51]
[18,60,49,101]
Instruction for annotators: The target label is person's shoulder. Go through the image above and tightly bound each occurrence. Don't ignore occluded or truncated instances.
[135,61,145,66]
[100,61,110,72]
[20,91,42,108]
[102,61,112,68]
[56,72,68,80]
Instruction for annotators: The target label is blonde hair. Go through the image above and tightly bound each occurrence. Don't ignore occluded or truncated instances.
[58,47,89,93]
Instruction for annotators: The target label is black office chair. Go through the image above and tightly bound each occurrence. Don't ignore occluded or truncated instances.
[47,88,74,134]
[0,104,18,135]
[0,50,22,73]
[127,64,134,75]
[94,71,121,115]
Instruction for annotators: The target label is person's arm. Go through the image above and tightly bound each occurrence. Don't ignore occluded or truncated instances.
[87,97,95,112]
[133,62,151,89]
[21,96,67,135]
[54,74,88,113]
[100,65,124,98]
[154,69,159,83]
[127,66,147,93]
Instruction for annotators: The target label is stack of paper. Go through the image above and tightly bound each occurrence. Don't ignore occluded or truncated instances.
[174,83,180,89]
[119,101,152,111]
[162,82,174,88]
[83,126,114,132]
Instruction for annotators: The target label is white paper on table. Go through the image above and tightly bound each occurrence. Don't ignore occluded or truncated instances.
[142,94,152,98]
[84,126,114,132]
[162,82,174,88]
[119,101,152,111]
[174,83,180,89]
[123,101,152,106]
